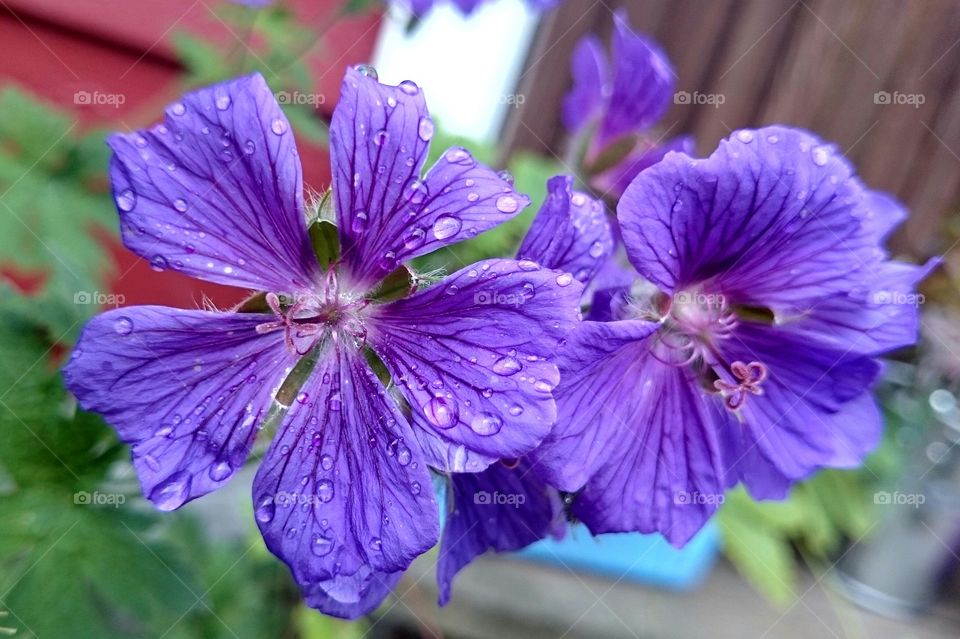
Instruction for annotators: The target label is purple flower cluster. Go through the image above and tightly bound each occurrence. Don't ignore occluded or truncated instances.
[64,15,932,619]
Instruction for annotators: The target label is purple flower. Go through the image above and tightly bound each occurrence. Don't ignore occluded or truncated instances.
[398,0,558,18]
[563,11,693,198]
[63,69,583,618]
[436,175,612,603]
[534,126,937,546]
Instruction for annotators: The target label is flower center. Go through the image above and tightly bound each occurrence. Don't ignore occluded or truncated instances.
[649,288,767,412]
[256,269,369,355]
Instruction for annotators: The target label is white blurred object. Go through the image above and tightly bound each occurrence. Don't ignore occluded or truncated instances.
[371,1,541,144]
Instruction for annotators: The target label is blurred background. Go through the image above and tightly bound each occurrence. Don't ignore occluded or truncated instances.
[0,0,959,637]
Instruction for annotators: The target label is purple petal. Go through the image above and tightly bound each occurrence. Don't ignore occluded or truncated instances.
[108,73,320,292]
[562,35,609,134]
[329,68,527,288]
[63,307,297,510]
[591,134,695,199]
[781,258,939,355]
[530,320,661,491]
[619,126,868,298]
[564,332,732,547]
[597,12,675,147]
[253,344,438,591]
[438,460,565,605]
[304,569,402,619]
[369,259,583,472]
[517,175,613,286]
[719,323,883,488]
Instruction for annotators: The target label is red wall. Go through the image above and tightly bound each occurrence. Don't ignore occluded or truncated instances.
[1,0,381,309]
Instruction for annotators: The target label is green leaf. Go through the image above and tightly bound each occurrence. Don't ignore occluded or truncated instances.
[717,492,797,607]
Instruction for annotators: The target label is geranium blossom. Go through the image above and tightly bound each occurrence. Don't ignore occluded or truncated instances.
[534,126,936,545]
[64,68,582,617]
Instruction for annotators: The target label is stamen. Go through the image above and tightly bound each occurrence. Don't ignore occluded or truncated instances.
[713,360,767,411]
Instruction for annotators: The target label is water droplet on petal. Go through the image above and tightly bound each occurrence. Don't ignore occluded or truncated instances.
[356,64,379,80]
[209,461,232,482]
[556,273,574,287]
[398,79,418,95]
[173,198,188,212]
[812,145,830,166]
[369,537,382,551]
[518,260,539,271]
[327,393,342,411]
[396,445,412,466]
[352,211,369,233]
[410,481,422,495]
[496,194,519,213]
[589,241,605,258]
[270,118,288,135]
[311,532,334,556]
[492,356,521,376]
[116,189,136,212]
[114,316,134,335]
[317,480,335,503]
[151,472,191,511]
[373,129,389,146]
[150,255,168,272]
[432,215,461,240]
[470,412,503,436]
[508,404,524,416]
[403,226,426,249]
[423,396,458,429]
[444,147,473,165]
[736,130,754,143]
[216,94,232,110]
[171,102,186,116]
[321,454,334,470]
[418,117,434,141]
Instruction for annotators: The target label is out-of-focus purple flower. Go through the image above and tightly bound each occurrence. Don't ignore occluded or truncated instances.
[230,0,274,7]
[64,68,583,618]
[563,11,693,198]
[535,126,938,546]
[436,175,612,604]
[398,0,559,19]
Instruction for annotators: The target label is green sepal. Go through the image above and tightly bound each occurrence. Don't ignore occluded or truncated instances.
[309,219,340,270]
[369,265,416,302]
